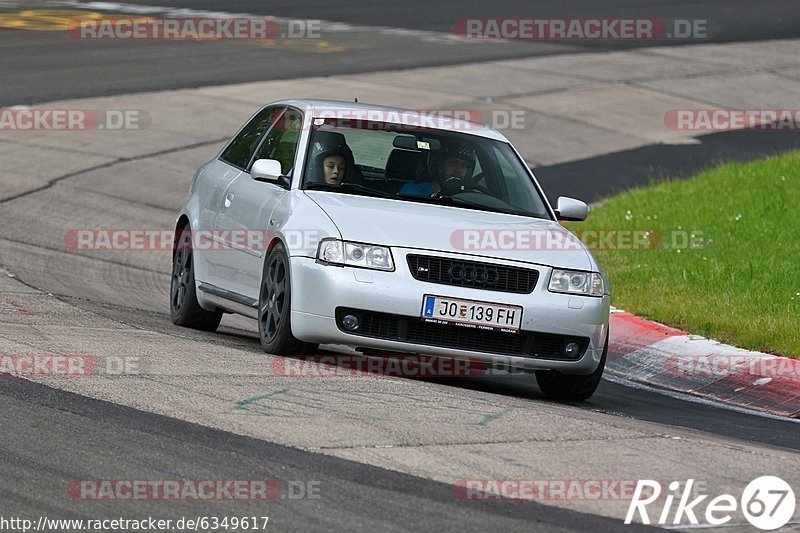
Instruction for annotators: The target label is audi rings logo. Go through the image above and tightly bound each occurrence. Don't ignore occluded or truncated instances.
[448,263,499,286]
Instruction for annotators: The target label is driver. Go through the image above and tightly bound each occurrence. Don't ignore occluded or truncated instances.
[439,140,475,194]
[398,140,475,197]
[443,141,474,180]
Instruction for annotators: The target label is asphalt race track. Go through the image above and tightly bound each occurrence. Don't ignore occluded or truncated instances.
[86,0,800,38]
[2,0,800,104]
[2,1,800,531]
[0,377,654,533]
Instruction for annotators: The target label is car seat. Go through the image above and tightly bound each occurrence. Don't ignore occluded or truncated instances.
[384,148,431,193]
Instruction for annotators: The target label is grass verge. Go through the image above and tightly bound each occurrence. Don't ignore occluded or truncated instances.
[567,150,800,358]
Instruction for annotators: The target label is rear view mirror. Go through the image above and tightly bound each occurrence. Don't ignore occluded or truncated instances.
[392,134,441,152]
[555,197,588,221]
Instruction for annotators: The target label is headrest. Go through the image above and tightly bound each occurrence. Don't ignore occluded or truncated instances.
[385,149,429,183]
[311,131,348,156]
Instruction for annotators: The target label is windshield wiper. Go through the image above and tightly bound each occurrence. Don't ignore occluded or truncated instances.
[397,193,531,217]
[445,196,532,217]
[396,193,454,205]
[305,182,394,199]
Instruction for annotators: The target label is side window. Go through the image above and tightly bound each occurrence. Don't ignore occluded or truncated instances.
[220,107,283,170]
[251,108,303,176]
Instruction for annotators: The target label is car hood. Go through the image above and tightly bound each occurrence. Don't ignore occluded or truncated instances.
[306,191,593,270]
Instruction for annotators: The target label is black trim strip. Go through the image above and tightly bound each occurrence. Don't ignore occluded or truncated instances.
[198,282,258,308]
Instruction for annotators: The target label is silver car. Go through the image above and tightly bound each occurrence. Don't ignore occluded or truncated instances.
[171,100,610,400]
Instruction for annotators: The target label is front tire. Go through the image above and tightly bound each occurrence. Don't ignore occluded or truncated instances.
[258,243,317,355]
[535,334,608,401]
[170,226,223,331]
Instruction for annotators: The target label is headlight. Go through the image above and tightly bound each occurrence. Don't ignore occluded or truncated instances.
[548,269,605,297]
[317,239,394,271]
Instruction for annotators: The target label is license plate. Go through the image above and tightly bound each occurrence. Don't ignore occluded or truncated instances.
[421,295,522,332]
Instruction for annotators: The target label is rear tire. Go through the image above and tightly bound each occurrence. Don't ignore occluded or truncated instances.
[535,334,608,401]
[170,226,223,331]
[258,243,317,355]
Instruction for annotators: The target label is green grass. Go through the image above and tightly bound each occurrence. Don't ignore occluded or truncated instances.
[567,150,800,358]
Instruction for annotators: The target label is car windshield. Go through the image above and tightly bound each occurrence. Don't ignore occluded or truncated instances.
[301,118,552,219]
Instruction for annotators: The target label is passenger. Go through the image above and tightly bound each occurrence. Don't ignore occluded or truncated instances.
[321,153,347,186]
[310,138,353,186]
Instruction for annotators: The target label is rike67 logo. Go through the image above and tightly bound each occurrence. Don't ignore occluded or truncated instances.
[626,477,795,530]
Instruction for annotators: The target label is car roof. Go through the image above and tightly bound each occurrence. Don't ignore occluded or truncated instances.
[270,99,510,142]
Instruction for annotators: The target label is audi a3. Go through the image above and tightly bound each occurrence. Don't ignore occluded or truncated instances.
[171,100,610,400]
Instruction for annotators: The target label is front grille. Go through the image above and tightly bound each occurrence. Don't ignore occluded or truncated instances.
[336,308,587,360]
[407,255,538,294]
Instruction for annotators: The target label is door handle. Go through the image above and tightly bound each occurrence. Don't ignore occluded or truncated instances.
[224,192,234,208]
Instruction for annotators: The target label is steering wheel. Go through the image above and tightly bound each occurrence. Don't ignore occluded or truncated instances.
[440,173,489,196]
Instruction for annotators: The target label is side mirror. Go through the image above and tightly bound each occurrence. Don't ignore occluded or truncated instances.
[555,196,588,222]
[251,159,290,188]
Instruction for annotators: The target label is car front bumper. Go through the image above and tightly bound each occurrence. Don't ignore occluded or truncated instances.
[289,250,610,375]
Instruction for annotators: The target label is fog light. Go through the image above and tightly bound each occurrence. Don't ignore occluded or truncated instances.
[342,314,359,331]
[564,342,580,358]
